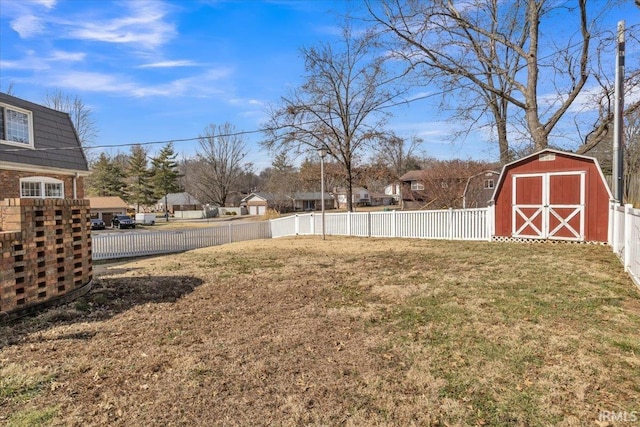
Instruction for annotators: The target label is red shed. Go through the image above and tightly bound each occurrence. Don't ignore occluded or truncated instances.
[491,149,612,242]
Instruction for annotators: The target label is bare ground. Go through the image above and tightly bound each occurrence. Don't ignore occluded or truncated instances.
[1,237,639,426]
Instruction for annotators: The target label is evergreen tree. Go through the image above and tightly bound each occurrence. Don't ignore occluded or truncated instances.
[150,142,182,220]
[126,144,155,212]
[86,152,127,197]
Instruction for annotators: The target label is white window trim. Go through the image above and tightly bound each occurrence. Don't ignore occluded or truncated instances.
[0,102,35,149]
[411,182,425,191]
[20,176,64,199]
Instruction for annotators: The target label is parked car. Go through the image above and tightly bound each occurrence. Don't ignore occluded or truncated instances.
[90,218,106,230]
[111,215,136,229]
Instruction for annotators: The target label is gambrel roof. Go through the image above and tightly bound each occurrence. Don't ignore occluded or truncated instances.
[0,92,89,173]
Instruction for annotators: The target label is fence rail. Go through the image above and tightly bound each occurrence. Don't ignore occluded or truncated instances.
[610,202,640,287]
[92,222,271,260]
[91,207,638,291]
[270,208,491,241]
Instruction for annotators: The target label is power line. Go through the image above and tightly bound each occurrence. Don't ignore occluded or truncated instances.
[0,91,444,154]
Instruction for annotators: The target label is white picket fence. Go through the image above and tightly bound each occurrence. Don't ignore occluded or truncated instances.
[92,222,272,260]
[93,209,491,260]
[91,207,639,290]
[609,203,640,287]
[270,208,491,241]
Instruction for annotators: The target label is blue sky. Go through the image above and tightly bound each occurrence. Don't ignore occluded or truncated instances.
[0,0,638,171]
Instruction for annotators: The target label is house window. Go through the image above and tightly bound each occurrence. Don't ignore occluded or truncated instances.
[45,182,63,198]
[484,179,495,189]
[20,181,41,197]
[411,182,424,191]
[0,103,34,148]
[19,177,64,199]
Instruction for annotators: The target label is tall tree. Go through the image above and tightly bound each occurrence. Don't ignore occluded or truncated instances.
[261,24,406,211]
[44,89,98,151]
[150,142,181,219]
[367,0,628,163]
[192,123,247,207]
[262,152,300,212]
[373,134,422,179]
[86,152,127,197]
[126,144,155,212]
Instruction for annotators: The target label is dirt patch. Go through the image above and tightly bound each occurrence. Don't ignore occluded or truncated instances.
[1,237,638,426]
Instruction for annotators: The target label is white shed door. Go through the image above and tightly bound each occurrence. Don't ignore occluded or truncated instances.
[249,205,258,215]
[257,205,266,215]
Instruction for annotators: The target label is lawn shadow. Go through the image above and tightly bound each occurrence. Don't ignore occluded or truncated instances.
[0,274,204,350]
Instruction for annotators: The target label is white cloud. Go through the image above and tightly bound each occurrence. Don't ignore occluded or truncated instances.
[47,71,134,93]
[48,50,85,62]
[391,120,450,140]
[31,0,57,8]
[10,14,44,38]
[0,51,50,70]
[68,1,176,49]
[137,60,197,69]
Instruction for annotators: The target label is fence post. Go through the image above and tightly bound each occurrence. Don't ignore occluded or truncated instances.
[624,204,633,272]
[228,223,233,244]
[608,201,614,247]
[391,210,397,238]
[310,213,315,235]
[612,202,621,255]
[448,208,453,240]
[368,212,371,237]
[294,215,299,236]
[347,211,352,236]
[487,205,494,241]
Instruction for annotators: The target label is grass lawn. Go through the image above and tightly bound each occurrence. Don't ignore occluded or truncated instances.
[1,237,639,426]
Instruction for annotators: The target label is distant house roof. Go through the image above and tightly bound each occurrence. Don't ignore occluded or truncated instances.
[0,92,89,174]
[288,192,334,201]
[399,170,425,182]
[87,196,128,210]
[157,192,201,206]
[333,187,369,195]
[241,192,333,203]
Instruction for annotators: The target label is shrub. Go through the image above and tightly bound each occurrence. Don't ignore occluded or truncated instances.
[261,209,280,220]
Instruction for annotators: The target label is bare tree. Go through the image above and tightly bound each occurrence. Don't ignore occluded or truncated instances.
[1,82,15,95]
[193,123,247,207]
[373,134,422,178]
[44,89,98,151]
[408,159,489,209]
[367,0,622,164]
[261,24,406,211]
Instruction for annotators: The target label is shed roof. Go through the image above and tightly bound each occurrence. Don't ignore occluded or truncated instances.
[0,92,88,173]
[490,148,613,202]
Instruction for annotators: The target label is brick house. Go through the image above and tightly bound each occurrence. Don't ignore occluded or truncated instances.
[0,92,92,320]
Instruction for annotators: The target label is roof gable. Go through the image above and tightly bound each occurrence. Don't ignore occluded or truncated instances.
[490,149,612,201]
[0,92,88,173]
[87,196,128,209]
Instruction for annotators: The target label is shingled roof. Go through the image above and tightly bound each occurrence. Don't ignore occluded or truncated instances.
[0,92,89,173]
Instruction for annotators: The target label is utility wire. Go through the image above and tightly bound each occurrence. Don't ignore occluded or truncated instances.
[0,91,443,153]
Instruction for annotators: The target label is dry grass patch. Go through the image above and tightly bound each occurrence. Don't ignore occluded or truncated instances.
[1,237,639,426]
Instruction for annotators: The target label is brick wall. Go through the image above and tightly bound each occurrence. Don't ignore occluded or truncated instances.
[0,198,92,319]
[0,170,84,199]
